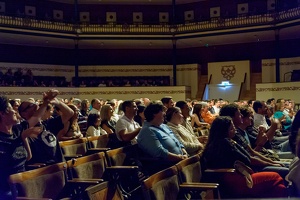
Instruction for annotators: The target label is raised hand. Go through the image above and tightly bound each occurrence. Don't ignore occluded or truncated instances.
[43,89,59,102]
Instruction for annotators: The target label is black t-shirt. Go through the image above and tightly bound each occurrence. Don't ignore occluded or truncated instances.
[0,126,27,190]
[43,116,64,136]
[101,119,116,133]
[203,138,251,169]
[19,117,65,165]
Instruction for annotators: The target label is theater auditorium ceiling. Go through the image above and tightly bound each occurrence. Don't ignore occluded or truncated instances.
[0,0,299,50]
[49,0,205,5]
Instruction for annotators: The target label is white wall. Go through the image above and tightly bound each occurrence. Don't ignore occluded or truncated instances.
[262,57,300,82]
[0,86,191,102]
[256,82,300,103]
[208,60,250,90]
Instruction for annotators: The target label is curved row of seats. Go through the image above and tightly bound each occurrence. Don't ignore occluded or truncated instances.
[9,140,225,200]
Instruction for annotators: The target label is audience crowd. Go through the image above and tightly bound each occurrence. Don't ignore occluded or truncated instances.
[0,68,170,87]
[1,89,300,198]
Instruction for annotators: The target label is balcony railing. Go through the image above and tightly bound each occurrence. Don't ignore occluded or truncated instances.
[0,7,299,35]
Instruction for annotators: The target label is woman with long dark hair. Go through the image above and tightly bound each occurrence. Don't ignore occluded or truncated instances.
[202,116,287,198]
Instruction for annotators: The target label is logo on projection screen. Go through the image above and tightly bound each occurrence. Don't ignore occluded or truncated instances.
[221,65,236,80]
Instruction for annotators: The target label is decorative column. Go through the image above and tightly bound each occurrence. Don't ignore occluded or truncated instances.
[74,39,79,86]
[171,0,177,86]
[275,29,280,82]
[74,0,79,86]
[172,37,177,86]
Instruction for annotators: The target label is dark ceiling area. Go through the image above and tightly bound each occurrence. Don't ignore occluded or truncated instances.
[0,0,299,66]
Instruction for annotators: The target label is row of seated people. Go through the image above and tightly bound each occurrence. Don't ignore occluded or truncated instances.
[8,144,222,199]
[0,75,171,87]
[0,75,67,87]
[0,89,299,198]
[74,76,171,87]
[6,107,293,199]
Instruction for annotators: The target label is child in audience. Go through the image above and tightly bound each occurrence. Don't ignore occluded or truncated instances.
[86,113,107,137]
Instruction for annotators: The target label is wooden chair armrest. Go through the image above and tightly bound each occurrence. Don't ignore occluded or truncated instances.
[205,168,235,173]
[68,178,103,184]
[202,168,236,185]
[64,154,83,160]
[179,183,220,199]
[26,163,47,170]
[106,166,139,171]
[180,182,219,189]
[87,148,111,152]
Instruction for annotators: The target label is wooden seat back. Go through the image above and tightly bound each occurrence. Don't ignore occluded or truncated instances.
[175,154,202,183]
[142,165,180,200]
[8,162,68,199]
[85,181,124,200]
[105,144,139,167]
[59,138,88,158]
[87,135,109,149]
[66,152,107,180]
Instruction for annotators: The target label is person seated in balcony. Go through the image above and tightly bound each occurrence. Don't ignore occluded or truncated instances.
[98,80,107,87]
[33,79,39,87]
[202,116,287,198]
[40,81,46,87]
[49,80,57,87]
[14,68,23,81]
[107,80,114,87]
[23,69,33,86]
[79,80,87,87]
[124,80,131,86]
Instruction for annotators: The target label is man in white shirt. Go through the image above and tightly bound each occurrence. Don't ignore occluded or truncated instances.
[253,100,279,141]
[212,99,221,114]
[115,100,141,144]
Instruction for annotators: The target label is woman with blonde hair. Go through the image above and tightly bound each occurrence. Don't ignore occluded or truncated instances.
[100,104,116,134]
